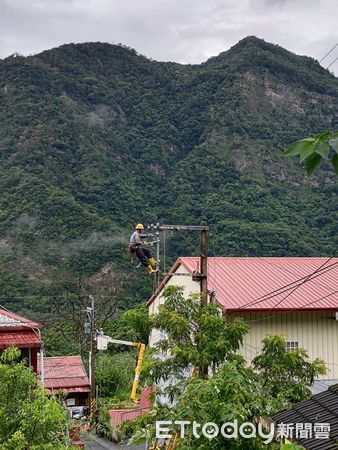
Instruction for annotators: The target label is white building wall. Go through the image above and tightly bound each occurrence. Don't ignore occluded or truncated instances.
[148,265,199,405]
[148,268,338,382]
[149,264,199,347]
[230,311,338,380]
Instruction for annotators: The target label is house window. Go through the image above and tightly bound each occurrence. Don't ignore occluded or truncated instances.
[286,341,299,352]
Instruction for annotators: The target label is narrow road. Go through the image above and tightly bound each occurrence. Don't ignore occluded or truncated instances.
[83,432,145,450]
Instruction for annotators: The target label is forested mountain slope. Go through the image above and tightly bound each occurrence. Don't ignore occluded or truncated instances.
[0,36,337,340]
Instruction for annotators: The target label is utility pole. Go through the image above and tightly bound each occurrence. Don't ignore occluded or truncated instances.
[87,296,96,420]
[199,221,208,306]
[149,222,210,378]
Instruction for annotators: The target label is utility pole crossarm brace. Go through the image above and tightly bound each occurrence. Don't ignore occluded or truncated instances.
[149,224,209,232]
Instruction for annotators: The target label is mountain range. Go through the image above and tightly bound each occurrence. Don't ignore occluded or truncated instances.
[0,36,337,332]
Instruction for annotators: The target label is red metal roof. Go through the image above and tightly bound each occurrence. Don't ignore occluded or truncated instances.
[0,308,41,330]
[109,407,150,427]
[0,329,42,349]
[148,257,338,312]
[109,387,153,427]
[38,356,90,393]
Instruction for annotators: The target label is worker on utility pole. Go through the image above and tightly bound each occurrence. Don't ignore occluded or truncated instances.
[129,223,158,274]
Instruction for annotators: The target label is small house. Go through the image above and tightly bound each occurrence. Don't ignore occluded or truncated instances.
[148,257,338,388]
[0,307,42,373]
[38,356,90,409]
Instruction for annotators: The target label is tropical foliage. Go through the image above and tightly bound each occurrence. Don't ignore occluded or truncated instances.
[284,130,338,175]
[0,347,72,449]
[123,287,325,449]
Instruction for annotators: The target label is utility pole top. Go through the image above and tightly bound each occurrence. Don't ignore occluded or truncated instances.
[148,221,209,305]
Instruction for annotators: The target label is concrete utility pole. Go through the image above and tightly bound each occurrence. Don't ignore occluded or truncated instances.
[199,221,208,306]
[87,296,96,420]
[149,222,210,379]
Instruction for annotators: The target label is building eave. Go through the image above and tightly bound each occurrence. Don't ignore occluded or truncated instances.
[223,307,338,314]
[0,308,42,329]
[147,258,195,307]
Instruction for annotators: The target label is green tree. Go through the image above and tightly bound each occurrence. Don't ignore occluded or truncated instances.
[130,287,326,449]
[168,338,324,449]
[284,130,338,175]
[253,335,325,408]
[281,444,304,450]
[148,286,248,399]
[122,303,151,344]
[96,351,136,398]
[0,347,71,449]
[170,359,274,449]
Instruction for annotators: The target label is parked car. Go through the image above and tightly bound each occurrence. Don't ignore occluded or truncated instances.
[69,406,88,419]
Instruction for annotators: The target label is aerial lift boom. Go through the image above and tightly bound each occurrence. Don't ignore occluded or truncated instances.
[97,334,146,403]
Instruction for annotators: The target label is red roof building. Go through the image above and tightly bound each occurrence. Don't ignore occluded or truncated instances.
[0,309,90,407]
[148,257,338,386]
[38,356,90,407]
[0,308,42,373]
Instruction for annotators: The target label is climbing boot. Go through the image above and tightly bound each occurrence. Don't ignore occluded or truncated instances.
[146,264,156,274]
[149,257,158,268]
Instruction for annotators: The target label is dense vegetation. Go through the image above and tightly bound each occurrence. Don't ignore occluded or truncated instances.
[119,288,325,449]
[0,347,73,449]
[0,36,337,355]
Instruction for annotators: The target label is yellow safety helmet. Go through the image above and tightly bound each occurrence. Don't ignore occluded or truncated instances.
[135,223,144,230]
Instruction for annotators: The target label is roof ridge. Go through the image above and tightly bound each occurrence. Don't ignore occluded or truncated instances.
[180,256,337,260]
[0,309,41,328]
[44,355,82,359]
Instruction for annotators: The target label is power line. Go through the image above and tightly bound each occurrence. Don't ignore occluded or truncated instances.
[244,289,338,324]
[205,228,337,309]
[214,259,337,311]
[319,43,338,63]
[230,259,337,313]
[256,257,336,293]
[0,294,139,300]
[172,225,337,312]
[198,257,337,315]
[268,257,334,312]
[0,304,12,312]
[250,260,337,311]
[327,57,338,70]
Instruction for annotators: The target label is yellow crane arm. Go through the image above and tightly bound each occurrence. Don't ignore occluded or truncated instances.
[130,342,146,403]
[97,335,146,403]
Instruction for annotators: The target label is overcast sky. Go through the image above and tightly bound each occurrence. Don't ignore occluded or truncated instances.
[0,0,337,75]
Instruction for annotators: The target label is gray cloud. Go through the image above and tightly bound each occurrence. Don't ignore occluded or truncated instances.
[0,0,337,74]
